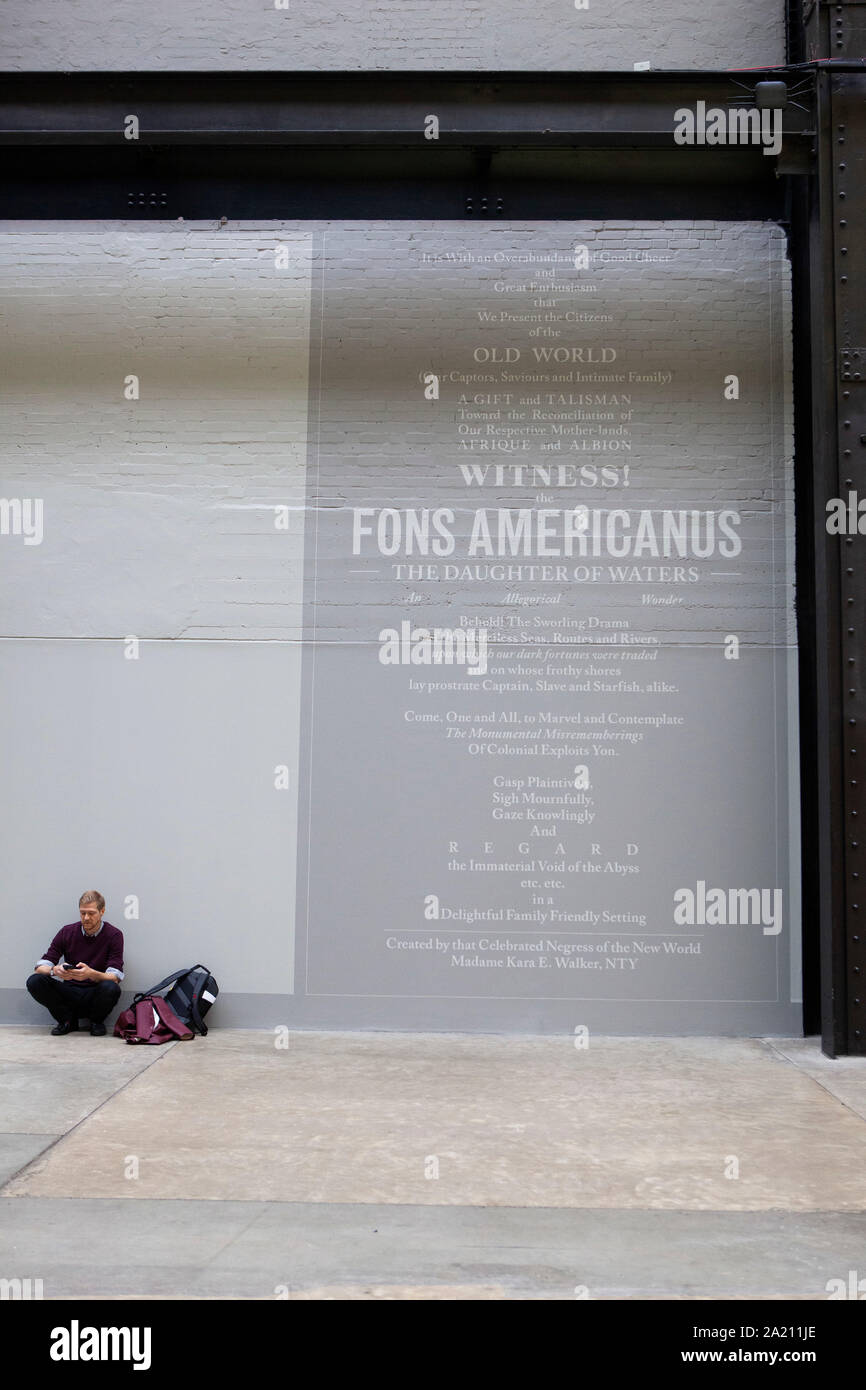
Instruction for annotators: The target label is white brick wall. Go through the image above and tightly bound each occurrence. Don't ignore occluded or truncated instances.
[0,0,785,72]
[0,219,797,1029]
[0,224,312,640]
[0,221,794,645]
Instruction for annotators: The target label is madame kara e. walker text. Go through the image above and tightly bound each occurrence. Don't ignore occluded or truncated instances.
[449,954,634,971]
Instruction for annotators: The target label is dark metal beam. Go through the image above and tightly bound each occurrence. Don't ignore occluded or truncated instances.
[0,68,816,220]
[0,146,792,220]
[0,70,815,147]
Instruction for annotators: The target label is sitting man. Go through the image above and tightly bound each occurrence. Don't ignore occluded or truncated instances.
[26,891,124,1037]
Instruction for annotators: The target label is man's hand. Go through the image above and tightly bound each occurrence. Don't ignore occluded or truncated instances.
[48,965,73,980]
[66,963,98,982]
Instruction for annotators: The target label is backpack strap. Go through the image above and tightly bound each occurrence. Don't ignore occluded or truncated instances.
[133,967,194,1003]
[189,979,207,1035]
[187,966,213,1036]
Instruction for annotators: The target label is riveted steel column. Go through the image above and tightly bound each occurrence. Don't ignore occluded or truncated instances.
[805,1,866,1052]
[833,70,866,1055]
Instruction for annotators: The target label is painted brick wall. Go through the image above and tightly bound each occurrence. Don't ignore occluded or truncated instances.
[0,221,794,645]
[0,220,796,1029]
[0,0,785,72]
[0,224,314,1013]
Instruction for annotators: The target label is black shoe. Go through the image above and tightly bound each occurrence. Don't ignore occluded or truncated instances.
[50,1020,79,1036]
[89,1021,107,1037]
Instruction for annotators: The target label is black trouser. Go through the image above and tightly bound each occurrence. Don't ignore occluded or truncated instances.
[26,973,121,1025]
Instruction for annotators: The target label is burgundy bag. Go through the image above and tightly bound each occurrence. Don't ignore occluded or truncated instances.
[113,994,194,1045]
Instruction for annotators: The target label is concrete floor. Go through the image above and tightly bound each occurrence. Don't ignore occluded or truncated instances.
[2,1027,866,1299]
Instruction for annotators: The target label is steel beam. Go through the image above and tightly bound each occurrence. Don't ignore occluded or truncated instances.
[0,70,815,147]
[0,69,816,220]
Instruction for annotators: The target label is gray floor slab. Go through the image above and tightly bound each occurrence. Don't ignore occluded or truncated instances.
[0,1058,167,1134]
[0,1025,160,1066]
[0,1026,171,1138]
[9,1031,866,1210]
[0,1133,59,1187]
[767,1039,866,1123]
[3,1029,866,1300]
[1,1199,865,1300]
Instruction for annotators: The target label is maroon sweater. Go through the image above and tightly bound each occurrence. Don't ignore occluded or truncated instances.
[38,921,124,984]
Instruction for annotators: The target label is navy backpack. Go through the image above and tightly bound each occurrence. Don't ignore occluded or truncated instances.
[134,963,219,1037]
